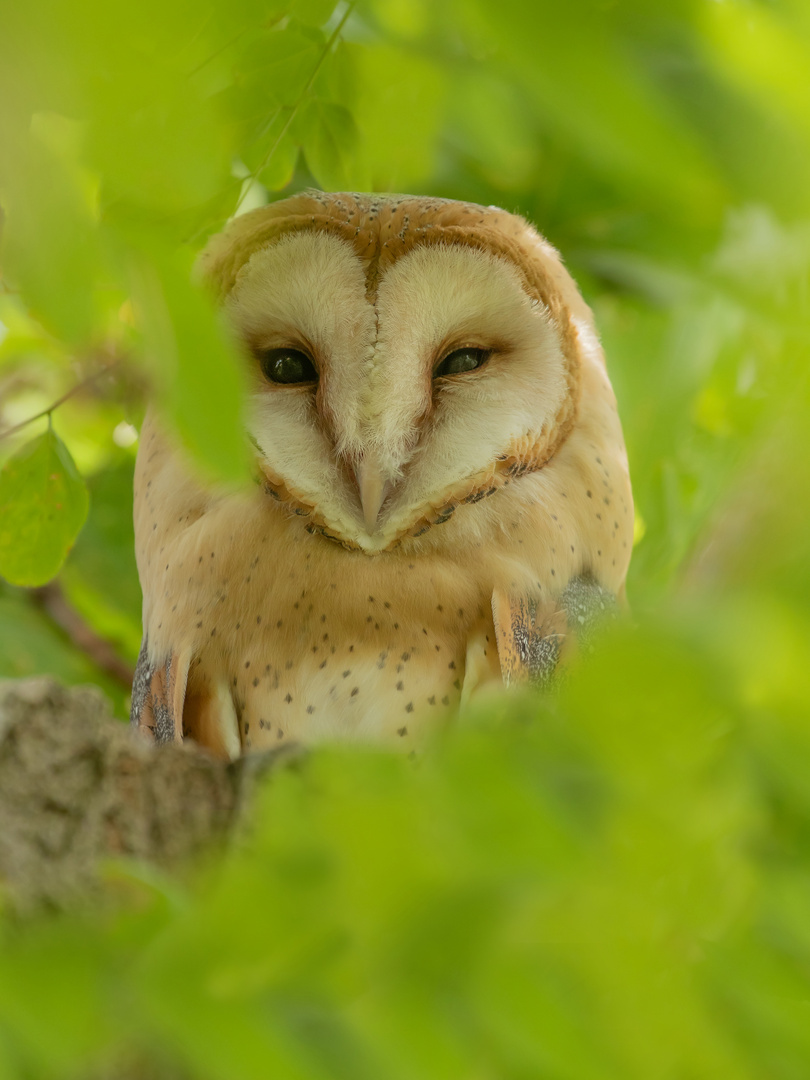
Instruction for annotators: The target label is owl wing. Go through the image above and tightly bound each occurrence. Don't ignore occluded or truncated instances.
[130,637,242,759]
[491,577,618,688]
[130,637,189,744]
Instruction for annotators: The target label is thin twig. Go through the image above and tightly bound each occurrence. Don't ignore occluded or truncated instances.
[233,1,356,215]
[0,362,119,443]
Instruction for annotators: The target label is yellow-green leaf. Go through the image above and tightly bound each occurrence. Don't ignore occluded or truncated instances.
[0,427,89,587]
[128,245,249,484]
[0,131,100,345]
[297,98,360,191]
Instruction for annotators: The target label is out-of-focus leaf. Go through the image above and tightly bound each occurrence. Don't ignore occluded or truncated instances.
[297,99,360,190]
[0,925,118,1074]
[0,583,126,711]
[257,131,300,192]
[128,245,248,483]
[68,1,233,223]
[461,0,726,219]
[0,1032,17,1080]
[294,0,338,28]
[60,454,142,662]
[223,22,327,160]
[0,426,89,587]
[240,25,325,109]
[0,127,100,345]
[337,41,445,191]
[703,0,810,147]
[445,70,538,192]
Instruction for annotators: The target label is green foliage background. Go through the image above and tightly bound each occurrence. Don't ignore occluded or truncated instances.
[1,0,810,1076]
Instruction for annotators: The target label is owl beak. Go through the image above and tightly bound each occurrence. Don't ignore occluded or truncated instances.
[355,458,388,533]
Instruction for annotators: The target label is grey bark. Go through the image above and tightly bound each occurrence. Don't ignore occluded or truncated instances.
[0,677,292,913]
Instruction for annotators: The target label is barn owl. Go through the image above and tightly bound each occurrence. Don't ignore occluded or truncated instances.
[131,191,633,758]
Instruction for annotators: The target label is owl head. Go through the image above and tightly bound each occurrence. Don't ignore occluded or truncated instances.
[198,191,599,554]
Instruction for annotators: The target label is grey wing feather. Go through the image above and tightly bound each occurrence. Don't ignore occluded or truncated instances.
[130,636,189,745]
[492,575,619,688]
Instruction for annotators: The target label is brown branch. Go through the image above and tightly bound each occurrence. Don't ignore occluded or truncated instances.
[32,582,136,689]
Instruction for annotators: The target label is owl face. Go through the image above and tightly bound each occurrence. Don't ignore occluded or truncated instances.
[209,192,581,554]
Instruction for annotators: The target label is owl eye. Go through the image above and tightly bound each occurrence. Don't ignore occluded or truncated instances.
[258,348,317,385]
[434,347,490,378]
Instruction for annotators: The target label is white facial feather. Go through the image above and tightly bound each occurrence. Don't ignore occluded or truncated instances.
[372,244,568,539]
[225,230,568,551]
[227,231,375,536]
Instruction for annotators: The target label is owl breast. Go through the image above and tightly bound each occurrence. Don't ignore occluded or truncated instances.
[135,420,498,753]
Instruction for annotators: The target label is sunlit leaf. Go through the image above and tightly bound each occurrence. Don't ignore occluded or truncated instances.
[0,426,89,587]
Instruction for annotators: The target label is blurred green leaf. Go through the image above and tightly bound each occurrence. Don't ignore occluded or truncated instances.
[257,132,301,192]
[0,925,118,1074]
[128,245,249,484]
[0,121,100,344]
[0,582,127,713]
[223,22,325,170]
[0,426,89,587]
[298,100,360,190]
[60,454,142,662]
[339,40,445,191]
[456,0,726,220]
[295,0,339,28]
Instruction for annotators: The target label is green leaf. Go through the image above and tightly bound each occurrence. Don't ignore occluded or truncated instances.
[60,455,143,663]
[0,126,100,345]
[231,24,327,115]
[0,582,128,715]
[339,41,446,191]
[0,427,89,587]
[294,0,339,28]
[256,129,301,192]
[297,99,360,190]
[128,245,249,484]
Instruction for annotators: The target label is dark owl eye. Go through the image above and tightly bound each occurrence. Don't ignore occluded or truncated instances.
[258,348,317,385]
[434,347,490,378]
